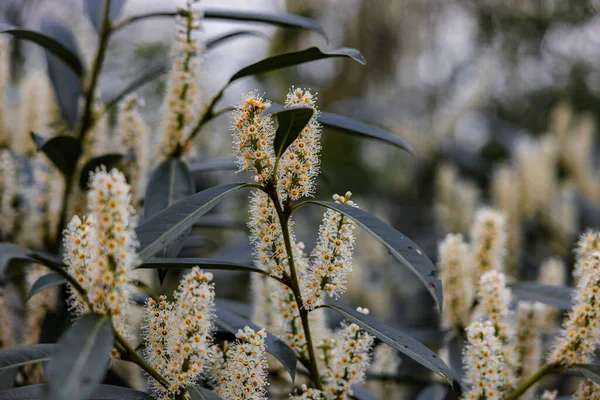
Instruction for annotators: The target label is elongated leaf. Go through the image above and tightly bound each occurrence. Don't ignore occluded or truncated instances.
[45,313,114,400]
[136,183,248,260]
[105,63,169,109]
[0,23,84,77]
[302,201,442,311]
[229,47,365,84]
[0,368,17,390]
[273,108,315,159]
[574,364,600,384]
[138,258,271,278]
[416,385,449,400]
[194,215,246,230]
[351,385,380,400]
[31,133,81,178]
[40,20,84,130]
[0,243,63,276]
[114,9,326,39]
[216,302,297,381]
[206,30,268,50]
[28,273,66,300]
[188,386,224,400]
[318,112,414,156]
[189,158,238,174]
[509,282,574,310]
[79,154,125,189]
[0,344,57,379]
[0,384,152,400]
[84,0,127,32]
[320,304,451,381]
[447,335,466,391]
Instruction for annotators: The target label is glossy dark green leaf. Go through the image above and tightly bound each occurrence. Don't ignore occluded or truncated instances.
[447,335,466,391]
[0,384,153,400]
[229,47,365,84]
[0,23,84,77]
[194,215,246,230]
[508,282,574,310]
[319,304,451,381]
[143,159,195,282]
[138,258,272,279]
[114,9,326,39]
[79,154,125,189]
[0,243,63,276]
[188,386,224,400]
[39,19,84,130]
[415,384,449,400]
[351,385,380,400]
[30,133,81,178]
[574,364,600,384]
[105,63,169,109]
[28,273,66,300]
[206,30,268,50]
[188,158,238,174]
[216,302,297,381]
[84,0,127,32]
[45,314,114,400]
[318,112,414,156]
[136,183,248,261]
[0,368,17,390]
[301,201,442,311]
[273,108,315,159]
[0,344,57,385]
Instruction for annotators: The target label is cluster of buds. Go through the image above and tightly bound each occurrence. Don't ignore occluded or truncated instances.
[0,150,18,240]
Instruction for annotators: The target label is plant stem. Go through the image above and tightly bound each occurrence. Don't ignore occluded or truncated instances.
[505,363,560,400]
[270,189,323,390]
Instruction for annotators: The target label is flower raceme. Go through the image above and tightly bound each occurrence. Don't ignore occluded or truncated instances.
[471,208,507,283]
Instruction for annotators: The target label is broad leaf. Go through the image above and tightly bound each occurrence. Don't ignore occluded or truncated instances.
[194,215,246,230]
[0,23,84,77]
[45,314,114,400]
[105,64,169,109]
[136,183,248,260]
[574,364,600,384]
[0,243,63,276]
[189,158,238,174]
[508,282,574,310]
[415,385,449,400]
[188,386,224,400]
[28,273,66,300]
[216,302,297,381]
[319,304,451,381]
[139,258,273,280]
[229,47,365,84]
[447,335,466,391]
[0,369,16,390]
[79,154,125,189]
[206,30,268,50]
[31,133,81,178]
[0,344,57,388]
[318,112,414,156]
[84,0,127,32]
[301,201,442,311]
[351,385,380,400]
[144,159,195,282]
[39,20,84,130]
[273,108,315,159]
[0,384,152,400]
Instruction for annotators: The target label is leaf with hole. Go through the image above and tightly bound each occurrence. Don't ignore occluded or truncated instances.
[319,304,451,381]
[136,183,249,261]
[273,108,315,160]
[300,201,442,311]
[30,133,81,178]
[45,313,114,400]
[84,0,127,32]
[508,282,574,310]
[28,273,66,300]
[229,47,365,84]
[188,385,224,400]
[216,302,297,381]
[39,19,84,130]
[0,384,153,400]
[79,154,125,189]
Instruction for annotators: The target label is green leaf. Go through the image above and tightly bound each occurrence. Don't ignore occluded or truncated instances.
[28,273,66,300]
[508,282,574,310]
[136,183,249,261]
[447,335,466,391]
[194,215,246,230]
[45,314,114,400]
[143,159,195,283]
[105,64,169,110]
[215,302,297,381]
[79,154,125,189]
[574,364,600,384]
[188,385,224,400]
[319,304,451,381]
[318,112,414,156]
[300,201,442,311]
[229,47,365,84]
[0,368,17,390]
[206,30,269,50]
[30,133,81,178]
[0,243,63,276]
[273,108,315,160]
[84,0,127,32]
[0,344,58,388]
[415,384,449,400]
[138,258,272,279]
[189,158,238,174]
[0,384,153,400]
[351,385,379,400]
[40,19,84,130]
[0,23,84,78]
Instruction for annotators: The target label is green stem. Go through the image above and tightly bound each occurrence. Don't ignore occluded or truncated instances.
[505,363,560,400]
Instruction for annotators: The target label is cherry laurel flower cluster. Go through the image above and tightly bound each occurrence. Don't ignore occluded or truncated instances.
[471,208,507,282]
[0,149,17,240]
[63,169,138,340]
[143,267,215,399]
